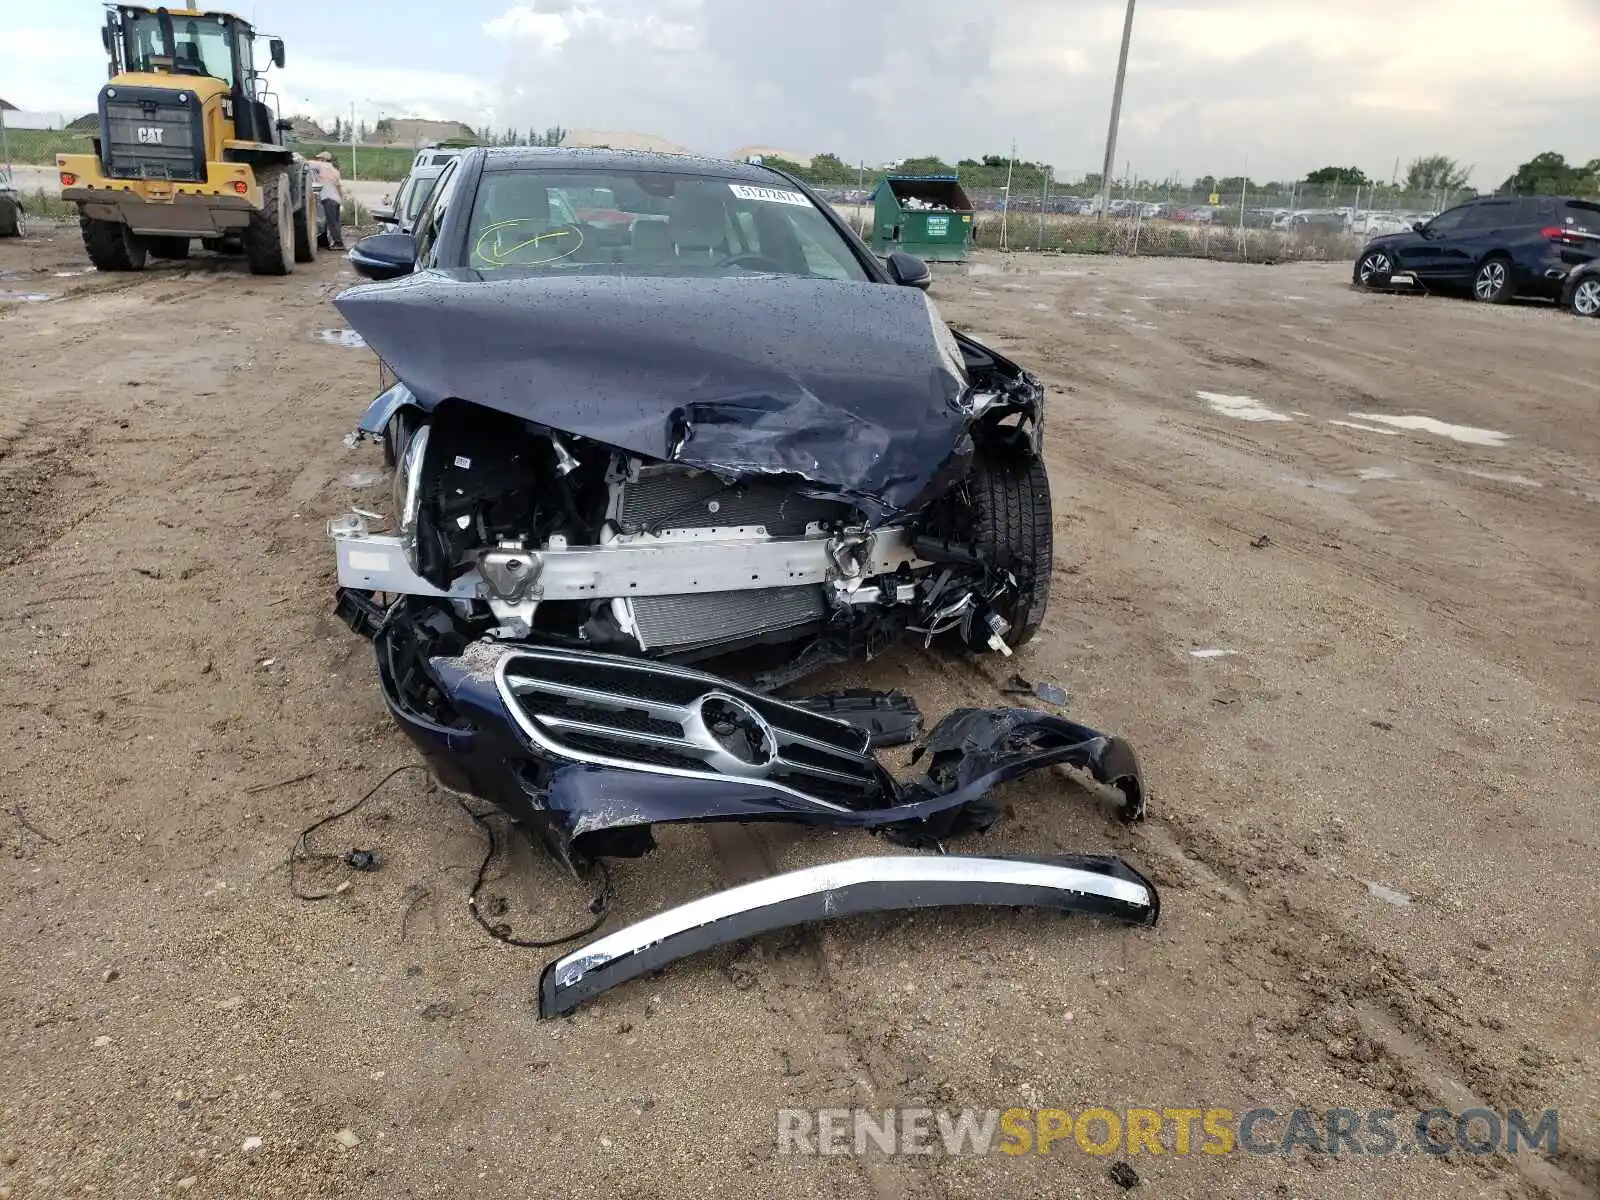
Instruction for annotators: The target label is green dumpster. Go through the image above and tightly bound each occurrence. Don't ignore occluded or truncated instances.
[870,174,975,262]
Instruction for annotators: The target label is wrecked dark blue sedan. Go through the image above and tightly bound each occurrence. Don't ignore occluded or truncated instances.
[327,148,1147,876]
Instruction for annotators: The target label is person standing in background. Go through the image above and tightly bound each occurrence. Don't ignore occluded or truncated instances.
[313,151,345,250]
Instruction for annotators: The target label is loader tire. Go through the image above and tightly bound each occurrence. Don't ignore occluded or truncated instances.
[292,169,316,263]
[966,451,1053,648]
[147,236,190,260]
[81,216,148,271]
[0,198,22,238]
[244,165,294,276]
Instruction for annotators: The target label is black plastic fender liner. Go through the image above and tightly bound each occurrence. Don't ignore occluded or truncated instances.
[537,853,1159,1017]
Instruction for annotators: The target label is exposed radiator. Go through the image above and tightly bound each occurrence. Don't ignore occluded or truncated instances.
[612,466,848,652]
[628,586,824,652]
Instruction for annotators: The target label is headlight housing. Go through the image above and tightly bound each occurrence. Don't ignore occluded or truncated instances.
[396,423,430,572]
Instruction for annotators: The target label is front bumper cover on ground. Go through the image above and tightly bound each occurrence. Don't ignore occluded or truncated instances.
[538,853,1160,1017]
[358,628,1148,860]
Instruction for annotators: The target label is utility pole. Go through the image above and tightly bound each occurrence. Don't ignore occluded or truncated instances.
[1097,0,1137,222]
[1001,139,1016,250]
[1036,165,1051,248]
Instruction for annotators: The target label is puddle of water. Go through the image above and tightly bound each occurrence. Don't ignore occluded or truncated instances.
[1328,419,1402,437]
[52,269,90,278]
[1447,466,1541,488]
[1031,302,1051,311]
[341,470,384,489]
[1196,391,1292,423]
[1365,880,1414,908]
[1355,466,1402,481]
[1347,412,1511,447]
[966,263,1002,276]
[0,290,57,303]
[1282,474,1358,495]
[1070,310,1089,317]
[1040,269,1086,278]
[1189,648,1236,659]
[316,328,367,348]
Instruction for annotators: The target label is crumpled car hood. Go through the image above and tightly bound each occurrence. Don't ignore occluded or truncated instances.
[335,270,976,519]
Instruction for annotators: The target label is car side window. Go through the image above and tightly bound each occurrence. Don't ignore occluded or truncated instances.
[413,159,462,266]
[1517,196,1559,224]
[1426,206,1471,234]
[1460,202,1511,230]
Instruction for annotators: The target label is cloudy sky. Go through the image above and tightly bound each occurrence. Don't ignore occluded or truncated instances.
[5,0,1596,184]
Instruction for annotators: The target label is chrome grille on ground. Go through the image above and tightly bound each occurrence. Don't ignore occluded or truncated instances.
[498,649,882,807]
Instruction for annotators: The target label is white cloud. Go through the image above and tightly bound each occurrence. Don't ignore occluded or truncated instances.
[2,0,1594,182]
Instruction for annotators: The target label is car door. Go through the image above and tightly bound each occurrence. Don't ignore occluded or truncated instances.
[1449,199,1514,279]
[1400,204,1469,277]
[1418,202,1493,281]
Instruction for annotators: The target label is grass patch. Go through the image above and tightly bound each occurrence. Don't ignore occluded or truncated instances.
[3,130,97,164]
[3,131,414,182]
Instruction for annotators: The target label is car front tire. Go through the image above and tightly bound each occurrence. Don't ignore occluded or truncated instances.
[966,451,1052,648]
[1354,249,1393,289]
[1569,276,1600,318]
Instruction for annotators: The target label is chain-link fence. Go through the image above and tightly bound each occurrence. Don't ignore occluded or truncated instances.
[809,172,1481,264]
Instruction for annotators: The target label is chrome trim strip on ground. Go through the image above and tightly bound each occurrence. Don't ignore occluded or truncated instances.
[538,854,1160,1017]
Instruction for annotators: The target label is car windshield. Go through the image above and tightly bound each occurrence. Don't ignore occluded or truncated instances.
[463,167,870,281]
[123,12,237,84]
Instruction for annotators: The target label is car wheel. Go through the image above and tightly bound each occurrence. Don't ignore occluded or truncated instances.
[965,451,1052,648]
[1570,276,1600,318]
[1473,256,1514,304]
[1354,250,1393,288]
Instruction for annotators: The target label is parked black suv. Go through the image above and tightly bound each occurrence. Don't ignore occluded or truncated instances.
[1353,195,1600,303]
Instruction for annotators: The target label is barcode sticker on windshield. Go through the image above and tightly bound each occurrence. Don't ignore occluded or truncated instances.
[729,184,811,207]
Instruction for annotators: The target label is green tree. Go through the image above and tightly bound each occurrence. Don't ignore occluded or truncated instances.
[1304,165,1368,186]
[806,153,852,184]
[1498,151,1597,195]
[1405,154,1471,193]
[894,155,955,176]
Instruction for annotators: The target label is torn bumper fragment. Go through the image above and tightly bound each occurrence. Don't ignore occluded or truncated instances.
[361,634,1147,861]
[538,853,1160,1017]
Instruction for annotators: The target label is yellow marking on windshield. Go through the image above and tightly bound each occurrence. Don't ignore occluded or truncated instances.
[473,219,584,267]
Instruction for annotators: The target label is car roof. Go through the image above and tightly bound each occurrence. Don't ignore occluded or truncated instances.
[474,146,796,183]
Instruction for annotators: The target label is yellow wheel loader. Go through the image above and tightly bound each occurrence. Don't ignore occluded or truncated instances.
[56,4,320,275]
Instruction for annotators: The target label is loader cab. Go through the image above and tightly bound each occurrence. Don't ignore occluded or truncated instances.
[101,5,287,148]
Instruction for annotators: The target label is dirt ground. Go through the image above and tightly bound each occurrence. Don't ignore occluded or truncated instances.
[1,226,1596,1200]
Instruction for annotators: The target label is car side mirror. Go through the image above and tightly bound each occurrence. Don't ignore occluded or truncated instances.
[349,232,416,281]
[1412,221,1426,234]
[371,206,398,225]
[885,250,932,290]
[269,38,286,68]
[101,26,113,52]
